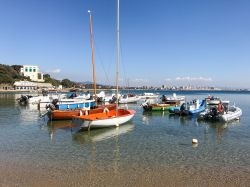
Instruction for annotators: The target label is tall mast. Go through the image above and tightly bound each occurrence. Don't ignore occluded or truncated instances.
[88,10,97,102]
[116,0,120,112]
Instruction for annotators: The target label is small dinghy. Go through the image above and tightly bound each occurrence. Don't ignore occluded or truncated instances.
[142,100,181,112]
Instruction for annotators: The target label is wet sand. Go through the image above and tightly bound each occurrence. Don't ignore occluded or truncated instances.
[1,159,250,187]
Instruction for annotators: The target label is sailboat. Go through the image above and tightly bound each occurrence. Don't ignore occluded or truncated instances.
[72,0,136,130]
[46,10,116,120]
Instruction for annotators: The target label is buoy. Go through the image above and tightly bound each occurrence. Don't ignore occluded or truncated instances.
[192,138,198,144]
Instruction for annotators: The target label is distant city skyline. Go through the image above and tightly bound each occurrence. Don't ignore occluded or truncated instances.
[0,0,250,89]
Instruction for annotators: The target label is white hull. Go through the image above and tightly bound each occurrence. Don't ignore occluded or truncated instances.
[28,95,61,104]
[119,96,140,104]
[139,93,159,100]
[139,95,158,99]
[72,112,135,129]
[221,107,242,122]
[207,100,220,105]
[166,93,185,102]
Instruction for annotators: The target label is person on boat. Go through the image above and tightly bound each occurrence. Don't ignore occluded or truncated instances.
[69,92,77,99]
[218,102,224,113]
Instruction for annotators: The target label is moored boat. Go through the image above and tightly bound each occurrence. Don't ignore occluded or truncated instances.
[72,5,135,130]
[47,104,116,120]
[72,109,135,129]
[139,92,159,100]
[162,93,185,103]
[45,99,95,110]
[199,101,242,122]
[119,94,140,104]
[173,99,206,115]
[142,100,181,112]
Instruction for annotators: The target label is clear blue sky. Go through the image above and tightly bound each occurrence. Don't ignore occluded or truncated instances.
[0,0,249,88]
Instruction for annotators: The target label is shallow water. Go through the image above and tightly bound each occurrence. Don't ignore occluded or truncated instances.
[0,91,250,186]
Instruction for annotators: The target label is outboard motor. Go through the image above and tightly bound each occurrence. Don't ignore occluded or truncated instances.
[97,97,104,103]
[109,96,117,104]
[205,107,220,121]
[180,103,186,111]
[52,99,58,106]
[141,100,151,111]
[210,107,219,116]
[161,95,167,102]
[46,103,56,111]
[18,95,32,105]
[88,95,94,100]
[42,90,48,96]
[179,103,189,115]
[46,99,58,111]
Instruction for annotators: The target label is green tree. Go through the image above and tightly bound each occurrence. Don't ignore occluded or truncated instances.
[44,74,61,87]
[61,78,74,88]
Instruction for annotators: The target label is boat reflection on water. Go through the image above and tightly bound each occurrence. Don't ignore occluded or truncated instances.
[47,120,79,140]
[72,122,135,144]
[142,111,168,125]
[199,120,240,142]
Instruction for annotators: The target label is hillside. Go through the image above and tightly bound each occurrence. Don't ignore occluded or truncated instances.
[0,64,110,89]
[0,64,27,83]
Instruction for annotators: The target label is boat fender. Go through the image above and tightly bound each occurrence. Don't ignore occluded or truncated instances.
[79,110,83,116]
[103,107,109,113]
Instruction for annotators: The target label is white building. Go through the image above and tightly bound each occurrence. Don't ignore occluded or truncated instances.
[20,65,44,82]
[14,81,53,90]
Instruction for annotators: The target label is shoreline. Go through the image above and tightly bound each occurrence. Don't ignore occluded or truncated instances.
[0,89,249,94]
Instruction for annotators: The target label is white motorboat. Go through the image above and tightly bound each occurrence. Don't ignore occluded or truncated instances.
[205,96,229,105]
[162,93,185,103]
[139,92,159,100]
[103,93,121,104]
[119,94,140,104]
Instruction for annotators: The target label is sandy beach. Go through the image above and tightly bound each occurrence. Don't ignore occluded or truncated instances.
[0,159,249,187]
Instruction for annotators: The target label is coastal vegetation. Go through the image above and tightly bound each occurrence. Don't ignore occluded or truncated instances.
[0,64,29,83]
[0,64,106,89]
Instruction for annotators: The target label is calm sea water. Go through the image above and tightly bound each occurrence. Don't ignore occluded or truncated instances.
[0,91,250,186]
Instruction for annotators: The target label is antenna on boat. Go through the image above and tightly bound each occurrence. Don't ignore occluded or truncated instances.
[88,10,97,103]
[116,0,120,114]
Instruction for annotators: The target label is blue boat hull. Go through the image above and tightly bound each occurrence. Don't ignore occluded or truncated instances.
[189,106,205,115]
[57,101,96,110]
[170,100,206,115]
[189,100,206,115]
